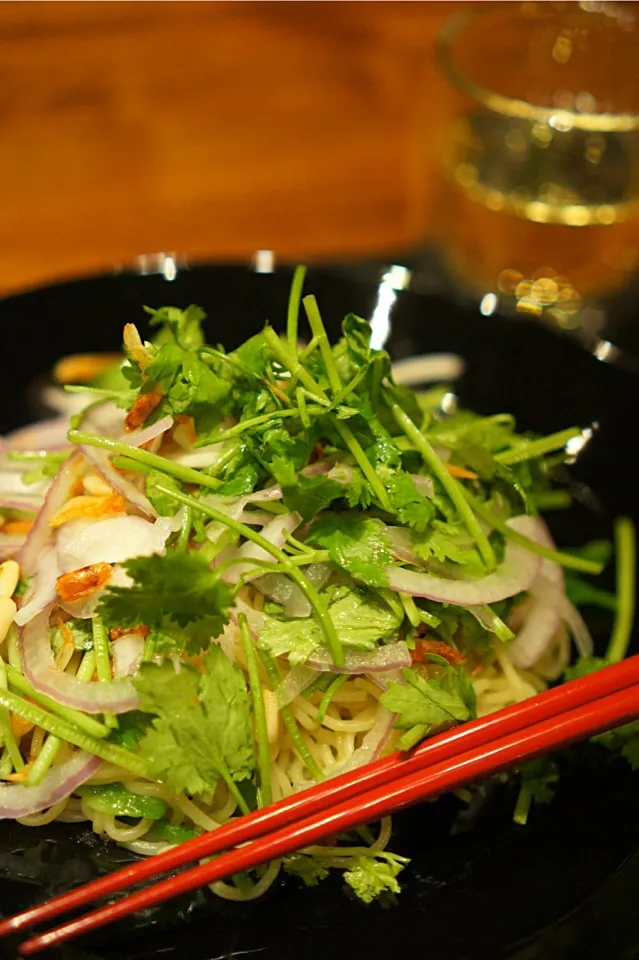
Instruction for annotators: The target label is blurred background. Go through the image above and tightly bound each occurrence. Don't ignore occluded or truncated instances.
[0,1,458,294]
[1,0,638,355]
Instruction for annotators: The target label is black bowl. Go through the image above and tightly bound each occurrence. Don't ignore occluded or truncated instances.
[1,261,639,960]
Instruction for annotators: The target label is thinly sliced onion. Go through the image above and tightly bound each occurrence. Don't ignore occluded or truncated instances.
[4,418,71,452]
[530,576,594,661]
[385,527,421,565]
[18,452,83,578]
[21,611,139,713]
[275,664,319,707]
[79,444,156,518]
[385,515,541,606]
[0,472,50,498]
[56,515,173,573]
[328,708,396,777]
[391,353,464,386]
[222,513,302,584]
[120,416,174,449]
[305,641,412,675]
[112,632,145,678]
[0,496,43,512]
[253,564,332,619]
[508,518,565,669]
[0,535,25,560]
[169,441,231,467]
[0,751,101,820]
[13,547,59,626]
[410,474,435,499]
[366,668,404,691]
[301,461,334,478]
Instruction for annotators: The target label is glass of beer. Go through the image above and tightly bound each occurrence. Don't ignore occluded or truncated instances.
[432,1,639,350]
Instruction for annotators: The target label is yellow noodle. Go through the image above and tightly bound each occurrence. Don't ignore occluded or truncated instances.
[209,859,281,901]
[17,799,68,827]
[102,814,154,843]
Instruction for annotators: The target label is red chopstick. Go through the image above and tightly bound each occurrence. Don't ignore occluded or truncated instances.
[4,655,639,954]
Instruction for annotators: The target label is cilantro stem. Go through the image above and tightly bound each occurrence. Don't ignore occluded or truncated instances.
[606,516,636,663]
[216,755,252,817]
[264,326,392,510]
[263,328,328,404]
[92,615,117,729]
[530,490,573,511]
[5,663,108,739]
[462,489,605,575]
[0,688,150,776]
[68,430,222,490]
[25,735,62,786]
[259,651,324,782]
[334,421,394,512]
[398,724,428,752]
[388,400,496,571]
[296,387,310,430]
[495,427,581,465]
[6,450,70,463]
[111,456,149,475]
[303,295,342,394]
[513,784,533,826]
[176,505,193,552]
[155,484,343,664]
[202,405,325,445]
[0,656,25,773]
[316,674,348,724]
[287,265,307,355]
[238,614,272,807]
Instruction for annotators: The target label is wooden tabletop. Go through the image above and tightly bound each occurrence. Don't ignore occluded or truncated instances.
[0,1,461,296]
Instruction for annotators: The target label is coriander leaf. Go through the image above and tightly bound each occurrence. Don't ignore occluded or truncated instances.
[141,343,230,432]
[595,721,639,771]
[50,618,94,653]
[259,584,403,663]
[98,553,233,655]
[517,757,559,804]
[215,464,260,497]
[343,467,373,510]
[563,656,609,681]
[307,513,393,587]
[77,783,167,820]
[145,470,184,517]
[145,305,207,351]
[386,472,435,532]
[343,853,408,904]
[230,332,270,380]
[412,519,486,576]
[134,648,254,797]
[380,666,471,747]
[271,457,344,523]
[283,854,330,887]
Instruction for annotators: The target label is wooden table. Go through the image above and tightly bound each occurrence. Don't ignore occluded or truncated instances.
[0,1,460,296]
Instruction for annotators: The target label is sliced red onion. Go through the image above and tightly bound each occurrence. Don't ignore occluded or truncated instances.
[13,546,59,627]
[530,576,594,661]
[508,518,566,669]
[305,641,412,675]
[0,496,42,512]
[230,596,265,637]
[0,751,101,820]
[119,415,174,449]
[0,472,51,498]
[5,418,71,452]
[216,621,238,662]
[385,527,421,566]
[327,464,354,486]
[222,512,302,584]
[237,509,273,527]
[328,708,396,777]
[243,485,284,505]
[275,664,320,707]
[168,439,234,469]
[56,515,173,573]
[112,632,145,678]
[80,401,126,439]
[391,353,464,386]
[18,452,83,578]
[410,474,435,499]
[79,444,156,518]
[366,668,404,691]
[253,565,333,618]
[21,611,139,713]
[385,515,541,606]
[0,537,26,561]
[301,460,334,478]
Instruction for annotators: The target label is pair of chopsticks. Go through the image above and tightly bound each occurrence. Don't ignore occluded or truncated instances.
[3,655,639,955]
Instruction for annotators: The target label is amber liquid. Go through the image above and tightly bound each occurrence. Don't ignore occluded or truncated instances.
[438,112,639,314]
